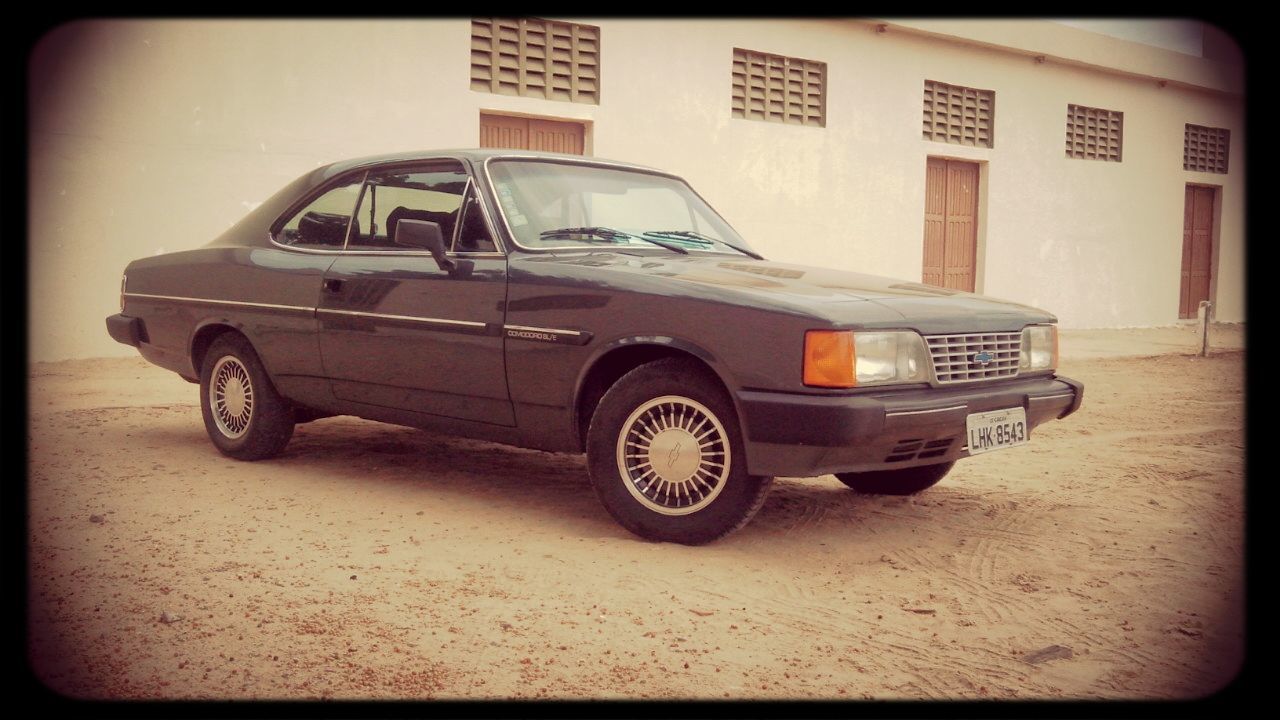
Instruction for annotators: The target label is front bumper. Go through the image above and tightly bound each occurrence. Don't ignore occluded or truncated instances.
[106,313,148,347]
[736,374,1083,477]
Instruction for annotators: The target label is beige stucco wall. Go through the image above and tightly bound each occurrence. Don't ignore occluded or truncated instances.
[29,18,1245,362]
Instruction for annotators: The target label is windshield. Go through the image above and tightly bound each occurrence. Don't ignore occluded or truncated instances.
[485,160,755,254]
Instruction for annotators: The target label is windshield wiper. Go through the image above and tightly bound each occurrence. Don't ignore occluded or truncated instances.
[539,226,629,241]
[539,226,688,255]
[641,230,763,260]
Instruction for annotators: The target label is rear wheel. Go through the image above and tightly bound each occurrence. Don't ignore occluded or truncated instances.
[199,333,294,460]
[834,461,955,495]
[586,358,772,545]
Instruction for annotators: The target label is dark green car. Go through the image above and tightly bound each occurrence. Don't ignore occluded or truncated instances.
[107,150,1083,544]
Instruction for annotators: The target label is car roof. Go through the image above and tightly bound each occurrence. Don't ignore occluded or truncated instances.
[320,149,674,181]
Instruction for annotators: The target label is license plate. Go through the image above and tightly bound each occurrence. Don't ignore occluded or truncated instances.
[965,407,1028,455]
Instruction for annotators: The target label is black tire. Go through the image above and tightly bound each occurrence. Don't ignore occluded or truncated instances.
[199,333,295,460]
[834,461,955,496]
[585,358,773,545]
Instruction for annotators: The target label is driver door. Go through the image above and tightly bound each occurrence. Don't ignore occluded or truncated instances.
[316,160,513,426]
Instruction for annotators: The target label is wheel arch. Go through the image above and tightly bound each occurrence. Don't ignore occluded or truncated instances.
[571,336,740,452]
[189,320,250,378]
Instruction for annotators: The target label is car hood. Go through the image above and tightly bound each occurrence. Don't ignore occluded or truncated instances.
[527,251,1055,330]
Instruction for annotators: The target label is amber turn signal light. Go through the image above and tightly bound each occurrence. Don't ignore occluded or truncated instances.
[803,330,856,387]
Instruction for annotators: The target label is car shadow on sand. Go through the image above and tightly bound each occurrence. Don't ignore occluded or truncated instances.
[135,412,983,549]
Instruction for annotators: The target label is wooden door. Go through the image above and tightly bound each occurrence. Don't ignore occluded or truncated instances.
[922,158,980,292]
[479,113,585,155]
[1179,185,1216,318]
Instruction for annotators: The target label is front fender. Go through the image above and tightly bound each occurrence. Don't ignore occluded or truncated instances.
[572,334,737,401]
[569,333,747,450]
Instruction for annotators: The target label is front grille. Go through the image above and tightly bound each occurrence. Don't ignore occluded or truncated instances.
[926,331,1022,384]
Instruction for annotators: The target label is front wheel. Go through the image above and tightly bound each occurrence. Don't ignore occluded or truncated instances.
[834,461,955,495]
[585,358,773,545]
[199,333,295,460]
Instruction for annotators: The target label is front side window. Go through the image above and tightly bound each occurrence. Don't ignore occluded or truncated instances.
[348,165,468,251]
[275,174,365,249]
[486,160,753,254]
[345,164,498,253]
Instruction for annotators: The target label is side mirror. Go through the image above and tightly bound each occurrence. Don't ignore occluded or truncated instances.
[394,219,456,271]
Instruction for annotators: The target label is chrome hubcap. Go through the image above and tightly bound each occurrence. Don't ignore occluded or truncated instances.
[616,395,730,516]
[210,355,253,439]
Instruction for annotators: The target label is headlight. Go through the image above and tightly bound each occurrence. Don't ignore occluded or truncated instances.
[803,330,929,387]
[852,331,930,385]
[1019,324,1058,371]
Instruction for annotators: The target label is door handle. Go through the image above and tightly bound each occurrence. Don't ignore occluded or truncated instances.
[323,278,345,294]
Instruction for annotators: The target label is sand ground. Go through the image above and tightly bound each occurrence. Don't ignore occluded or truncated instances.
[26,324,1246,700]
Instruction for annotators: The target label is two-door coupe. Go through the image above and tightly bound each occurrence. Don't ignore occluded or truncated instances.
[107,149,1083,544]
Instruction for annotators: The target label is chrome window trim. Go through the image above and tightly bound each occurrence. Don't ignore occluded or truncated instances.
[449,177,473,251]
[341,170,371,251]
[480,155,754,255]
[267,235,347,254]
[122,292,313,314]
[268,156,509,257]
[266,232,504,259]
[466,160,509,255]
[316,308,487,328]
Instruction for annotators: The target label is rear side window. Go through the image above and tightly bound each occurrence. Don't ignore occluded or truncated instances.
[275,175,365,249]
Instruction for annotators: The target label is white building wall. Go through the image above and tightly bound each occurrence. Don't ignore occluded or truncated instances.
[29,18,1245,361]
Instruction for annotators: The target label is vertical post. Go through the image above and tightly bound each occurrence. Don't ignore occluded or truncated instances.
[1199,300,1212,357]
